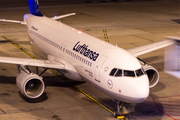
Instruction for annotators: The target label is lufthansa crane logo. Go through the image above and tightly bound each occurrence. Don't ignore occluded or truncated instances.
[107,79,113,89]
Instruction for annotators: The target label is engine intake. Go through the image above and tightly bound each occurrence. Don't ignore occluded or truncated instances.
[16,70,45,99]
[142,64,159,88]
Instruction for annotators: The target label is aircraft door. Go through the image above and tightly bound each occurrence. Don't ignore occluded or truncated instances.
[95,56,107,82]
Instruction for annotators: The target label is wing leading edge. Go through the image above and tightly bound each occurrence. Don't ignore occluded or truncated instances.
[127,39,176,57]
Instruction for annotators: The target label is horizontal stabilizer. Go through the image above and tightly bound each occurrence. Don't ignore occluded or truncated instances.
[51,13,76,20]
[0,19,26,25]
[164,36,180,78]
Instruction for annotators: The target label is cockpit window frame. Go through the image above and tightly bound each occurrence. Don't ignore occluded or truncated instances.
[124,70,135,77]
[135,68,144,77]
[115,69,122,77]
[109,68,118,76]
[109,68,145,78]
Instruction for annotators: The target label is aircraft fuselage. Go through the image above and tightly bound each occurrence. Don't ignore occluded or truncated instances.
[25,14,149,103]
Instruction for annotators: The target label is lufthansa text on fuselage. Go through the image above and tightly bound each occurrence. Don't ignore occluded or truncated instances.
[73,41,99,61]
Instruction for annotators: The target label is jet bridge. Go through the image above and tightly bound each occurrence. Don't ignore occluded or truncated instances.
[165,37,180,78]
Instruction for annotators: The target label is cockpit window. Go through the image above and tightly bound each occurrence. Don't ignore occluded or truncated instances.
[115,69,122,77]
[109,68,117,76]
[124,70,135,77]
[135,69,144,77]
[109,68,144,77]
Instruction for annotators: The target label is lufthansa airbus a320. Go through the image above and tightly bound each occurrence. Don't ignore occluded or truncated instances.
[0,0,180,117]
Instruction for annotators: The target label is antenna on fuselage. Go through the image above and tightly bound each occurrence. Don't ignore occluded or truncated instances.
[116,44,118,49]
[59,20,61,26]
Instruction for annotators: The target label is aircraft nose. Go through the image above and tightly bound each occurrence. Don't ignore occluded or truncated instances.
[130,76,149,103]
[134,87,149,103]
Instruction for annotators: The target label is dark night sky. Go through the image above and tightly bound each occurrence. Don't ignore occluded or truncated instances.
[0,0,178,8]
[0,0,166,8]
[0,0,107,7]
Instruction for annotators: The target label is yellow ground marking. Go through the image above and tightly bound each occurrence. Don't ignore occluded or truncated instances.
[103,29,109,43]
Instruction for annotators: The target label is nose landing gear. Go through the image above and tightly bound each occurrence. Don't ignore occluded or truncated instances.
[113,99,129,120]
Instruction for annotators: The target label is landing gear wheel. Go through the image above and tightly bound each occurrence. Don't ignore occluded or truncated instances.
[113,110,117,118]
[112,99,128,118]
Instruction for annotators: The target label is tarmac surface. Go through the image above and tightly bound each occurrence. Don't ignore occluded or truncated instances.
[0,1,180,120]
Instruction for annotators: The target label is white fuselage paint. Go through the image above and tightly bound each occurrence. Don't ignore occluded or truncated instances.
[24,14,149,103]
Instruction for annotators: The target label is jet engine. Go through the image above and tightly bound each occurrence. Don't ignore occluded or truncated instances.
[138,59,159,88]
[16,70,45,99]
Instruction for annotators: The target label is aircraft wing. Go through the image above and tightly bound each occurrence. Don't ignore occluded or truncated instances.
[0,56,64,69]
[127,39,175,57]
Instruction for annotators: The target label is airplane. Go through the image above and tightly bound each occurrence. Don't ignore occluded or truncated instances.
[0,0,180,117]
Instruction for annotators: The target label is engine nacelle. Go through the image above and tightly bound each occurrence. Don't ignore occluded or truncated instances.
[142,64,159,88]
[16,70,45,99]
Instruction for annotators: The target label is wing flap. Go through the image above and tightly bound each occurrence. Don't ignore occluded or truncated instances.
[0,56,64,69]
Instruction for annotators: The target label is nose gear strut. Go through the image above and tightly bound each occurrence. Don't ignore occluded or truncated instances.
[113,99,129,119]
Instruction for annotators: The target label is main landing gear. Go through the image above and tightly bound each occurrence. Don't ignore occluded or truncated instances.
[113,99,129,120]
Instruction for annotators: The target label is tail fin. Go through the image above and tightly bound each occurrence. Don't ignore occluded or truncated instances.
[29,0,43,16]
[165,36,180,78]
